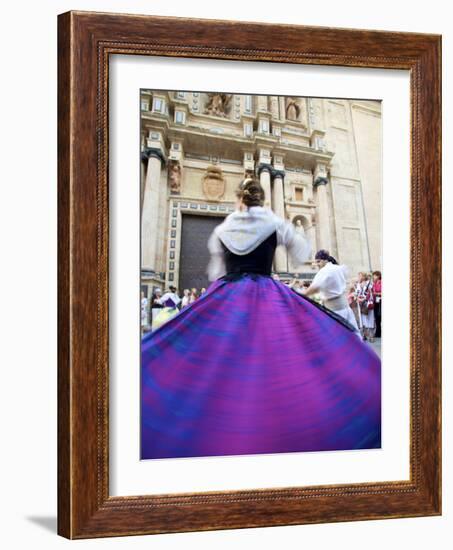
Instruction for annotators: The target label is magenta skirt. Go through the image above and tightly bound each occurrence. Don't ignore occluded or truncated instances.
[141,274,381,459]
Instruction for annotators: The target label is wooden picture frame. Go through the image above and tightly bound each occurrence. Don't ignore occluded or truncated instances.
[57,10,441,539]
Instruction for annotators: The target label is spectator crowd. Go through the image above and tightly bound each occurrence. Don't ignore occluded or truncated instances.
[285,270,382,342]
[141,270,382,343]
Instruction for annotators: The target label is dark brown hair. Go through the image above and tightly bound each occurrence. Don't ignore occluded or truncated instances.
[315,249,338,265]
[235,177,265,207]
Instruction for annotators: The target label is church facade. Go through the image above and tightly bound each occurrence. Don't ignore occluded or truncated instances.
[140,90,382,295]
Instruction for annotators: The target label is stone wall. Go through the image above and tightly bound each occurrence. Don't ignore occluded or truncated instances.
[140,91,382,293]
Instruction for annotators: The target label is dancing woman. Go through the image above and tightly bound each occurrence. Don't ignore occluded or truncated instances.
[141,177,381,459]
[303,249,360,334]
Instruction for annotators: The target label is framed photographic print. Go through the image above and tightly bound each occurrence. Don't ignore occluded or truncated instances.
[58,10,441,539]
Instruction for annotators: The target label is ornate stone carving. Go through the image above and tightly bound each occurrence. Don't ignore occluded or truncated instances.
[204,93,232,117]
[168,160,182,194]
[202,165,225,200]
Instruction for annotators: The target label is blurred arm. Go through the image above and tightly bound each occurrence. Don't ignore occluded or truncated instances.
[276,219,312,267]
[206,230,227,281]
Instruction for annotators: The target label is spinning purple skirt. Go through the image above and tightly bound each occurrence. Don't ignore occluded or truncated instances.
[141,274,381,459]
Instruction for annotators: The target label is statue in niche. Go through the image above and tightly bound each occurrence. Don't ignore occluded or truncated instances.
[293,218,306,233]
[285,97,301,121]
[204,93,232,117]
[168,160,182,194]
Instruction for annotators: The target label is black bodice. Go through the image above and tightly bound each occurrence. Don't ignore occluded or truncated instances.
[219,230,357,332]
[221,231,277,277]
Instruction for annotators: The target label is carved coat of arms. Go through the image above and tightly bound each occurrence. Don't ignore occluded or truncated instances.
[202,165,225,201]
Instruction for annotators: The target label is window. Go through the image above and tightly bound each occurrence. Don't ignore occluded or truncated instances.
[153,98,163,112]
[243,123,253,137]
[175,111,186,124]
[295,187,304,202]
[260,120,269,134]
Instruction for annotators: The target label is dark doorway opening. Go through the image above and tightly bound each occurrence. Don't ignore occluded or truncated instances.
[179,214,224,292]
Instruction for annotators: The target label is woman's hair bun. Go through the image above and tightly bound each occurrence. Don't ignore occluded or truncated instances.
[235,177,265,207]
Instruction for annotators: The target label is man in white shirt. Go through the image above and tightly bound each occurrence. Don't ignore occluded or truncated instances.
[303,249,360,334]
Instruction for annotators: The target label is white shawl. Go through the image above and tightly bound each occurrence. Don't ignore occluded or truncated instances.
[206,206,311,281]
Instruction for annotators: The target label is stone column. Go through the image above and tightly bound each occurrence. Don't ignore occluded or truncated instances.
[141,148,165,271]
[279,97,286,121]
[307,218,317,260]
[313,163,332,252]
[257,163,272,208]
[140,159,146,212]
[257,95,268,112]
[272,169,288,272]
[269,96,280,119]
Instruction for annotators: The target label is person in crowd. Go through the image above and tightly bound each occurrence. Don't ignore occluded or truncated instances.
[347,282,361,328]
[165,286,181,308]
[141,291,149,334]
[355,272,375,342]
[372,270,382,338]
[181,288,191,308]
[189,288,199,303]
[151,285,182,331]
[150,287,164,327]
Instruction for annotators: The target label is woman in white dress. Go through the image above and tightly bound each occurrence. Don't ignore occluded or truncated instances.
[140,291,149,333]
[355,272,375,342]
[303,249,360,335]
[181,289,191,308]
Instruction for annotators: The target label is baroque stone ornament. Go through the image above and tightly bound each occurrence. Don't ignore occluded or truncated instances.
[204,93,232,117]
[202,165,226,200]
[168,160,182,194]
